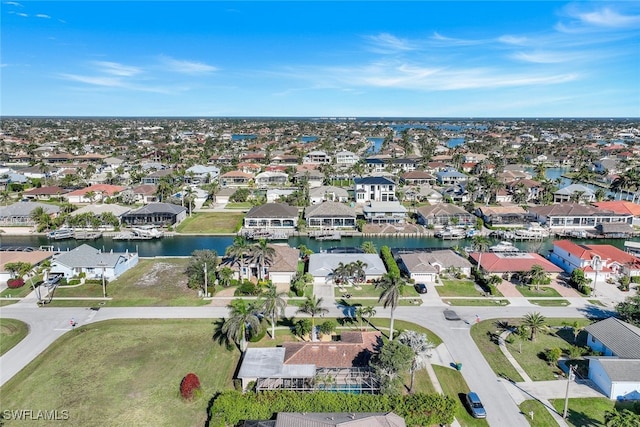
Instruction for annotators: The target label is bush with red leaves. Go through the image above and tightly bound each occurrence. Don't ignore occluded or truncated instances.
[180,373,201,400]
[7,278,25,289]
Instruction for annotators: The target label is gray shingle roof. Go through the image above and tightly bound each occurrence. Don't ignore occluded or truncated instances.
[305,202,355,218]
[128,203,186,215]
[274,412,406,427]
[0,201,60,217]
[308,254,387,278]
[245,203,298,218]
[53,244,130,268]
[584,317,640,358]
[593,358,640,381]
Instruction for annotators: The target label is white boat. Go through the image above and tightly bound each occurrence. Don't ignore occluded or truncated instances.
[513,223,549,239]
[489,241,520,252]
[435,227,467,240]
[48,228,74,240]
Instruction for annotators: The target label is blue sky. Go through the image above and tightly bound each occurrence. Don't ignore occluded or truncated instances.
[2,1,639,117]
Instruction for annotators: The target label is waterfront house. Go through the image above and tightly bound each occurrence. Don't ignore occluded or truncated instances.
[527,203,632,230]
[553,184,596,203]
[63,184,126,204]
[549,240,640,285]
[307,253,387,285]
[22,186,69,201]
[416,204,475,228]
[0,202,60,226]
[470,252,563,279]
[304,201,356,229]
[593,201,640,226]
[236,331,381,393]
[584,317,640,400]
[50,244,138,280]
[243,203,298,231]
[475,205,527,228]
[354,176,397,203]
[245,412,405,427]
[121,202,187,226]
[362,201,407,224]
[222,244,299,283]
[1,251,54,285]
[397,249,472,283]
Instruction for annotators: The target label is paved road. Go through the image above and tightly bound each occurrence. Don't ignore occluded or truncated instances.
[0,297,615,426]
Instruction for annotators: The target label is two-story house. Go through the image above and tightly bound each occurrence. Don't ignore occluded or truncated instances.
[354,176,396,203]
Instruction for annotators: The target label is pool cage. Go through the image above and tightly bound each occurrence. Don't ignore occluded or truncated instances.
[255,367,380,394]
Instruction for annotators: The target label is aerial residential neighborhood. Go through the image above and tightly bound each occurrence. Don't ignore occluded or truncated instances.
[1,116,640,426]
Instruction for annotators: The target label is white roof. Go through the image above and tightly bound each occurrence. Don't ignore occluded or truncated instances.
[308,254,387,278]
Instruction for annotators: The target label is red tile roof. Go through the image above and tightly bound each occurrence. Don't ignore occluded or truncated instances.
[283,331,380,368]
[593,201,640,216]
[470,252,563,273]
[64,184,125,196]
[553,240,640,267]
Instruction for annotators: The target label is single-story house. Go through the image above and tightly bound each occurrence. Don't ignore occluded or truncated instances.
[246,412,405,427]
[141,168,174,185]
[527,203,632,230]
[305,201,356,229]
[22,186,69,200]
[416,204,475,228]
[397,249,472,284]
[50,244,138,280]
[0,251,54,285]
[585,317,640,400]
[220,171,254,188]
[470,252,563,278]
[185,165,220,183]
[212,187,236,205]
[0,202,60,226]
[126,184,158,204]
[475,205,528,228]
[243,203,298,230]
[362,201,407,224]
[237,331,381,393]
[255,171,289,187]
[266,188,297,203]
[307,253,387,285]
[401,170,436,186]
[309,185,350,205]
[70,204,131,224]
[63,184,126,204]
[121,202,187,226]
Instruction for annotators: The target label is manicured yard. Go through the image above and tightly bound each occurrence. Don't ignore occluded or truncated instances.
[549,397,639,427]
[519,400,559,427]
[433,365,488,427]
[0,319,241,427]
[0,318,29,356]
[528,299,571,307]
[470,320,525,383]
[0,283,35,298]
[334,297,423,308]
[516,286,562,298]
[443,298,510,307]
[334,284,420,298]
[176,212,244,234]
[48,258,209,307]
[224,202,253,210]
[439,279,492,297]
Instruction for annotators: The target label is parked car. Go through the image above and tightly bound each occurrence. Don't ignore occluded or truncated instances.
[414,283,428,294]
[465,392,487,418]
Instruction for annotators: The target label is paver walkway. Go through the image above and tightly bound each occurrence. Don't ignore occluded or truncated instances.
[497,280,524,297]
[549,281,582,298]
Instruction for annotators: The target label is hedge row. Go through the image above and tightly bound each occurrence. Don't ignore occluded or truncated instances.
[379,246,401,277]
[209,390,457,427]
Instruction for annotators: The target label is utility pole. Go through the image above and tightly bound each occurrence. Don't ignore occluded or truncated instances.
[563,366,575,419]
[203,262,208,297]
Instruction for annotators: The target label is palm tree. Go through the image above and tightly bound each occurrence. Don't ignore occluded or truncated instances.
[155,179,174,202]
[261,283,287,339]
[360,241,377,254]
[296,296,329,339]
[250,239,276,281]
[184,186,196,216]
[526,264,550,291]
[217,266,234,288]
[375,273,406,340]
[84,190,97,204]
[331,262,348,286]
[522,312,547,342]
[221,298,262,351]
[472,235,491,274]
[225,236,251,280]
[397,330,435,393]
[355,305,376,330]
[351,260,368,284]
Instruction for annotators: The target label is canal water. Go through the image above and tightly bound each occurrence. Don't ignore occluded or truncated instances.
[0,234,632,258]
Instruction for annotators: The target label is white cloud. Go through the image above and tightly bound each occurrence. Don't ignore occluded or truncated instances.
[498,35,529,46]
[511,51,571,64]
[59,73,175,94]
[430,32,486,46]
[365,33,416,53]
[16,12,27,17]
[4,2,23,7]
[159,56,217,74]
[35,14,51,19]
[579,7,640,28]
[92,61,142,77]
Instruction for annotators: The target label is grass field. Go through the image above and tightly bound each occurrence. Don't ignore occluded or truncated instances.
[519,400,559,427]
[176,212,243,233]
[0,318,29,356]
[469,320,525,382]
[433,365,489,427]
[516,286,562,298]
[439,279,489,297]
[528,299,570,307]
[549,397,638,427]
[49,258,209,307]
[443,298,510,307]
[0,319,241,427]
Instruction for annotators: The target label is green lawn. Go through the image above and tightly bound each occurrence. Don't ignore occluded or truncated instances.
[432,365,488,427]
[516,286,562,298]
[587,299,606,307]
[519,400,559,427]
[0,319,241,427]
[444,298,510,307]
[48,258,209,307]
[470,320,525,383]
[528,299,571,307]
[224,202,253,210]
[549,397,639,427]
[0,283,35,298]
[0,318,29,356]
[175,212,243,234]
[334,284,420,298]
[439,279,490,297]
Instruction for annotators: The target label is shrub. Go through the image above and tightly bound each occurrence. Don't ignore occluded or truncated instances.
[249,320,268,343]
[294,319,312,338]
[68,279,81,286]
[543,348,562,365]
[631,276,640,284]
[7,278,25,289]
[380,246,401,277]
[180,373,202,400]
[234,280,259,296]
[318,320,337,337]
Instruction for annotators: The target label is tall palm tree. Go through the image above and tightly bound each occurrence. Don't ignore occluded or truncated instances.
[351,260,368,284]
[221,298,261,351]
[183,186,196,216]
[522,312,546,342]
[250,239,276,281]
[261,283,287,339]
[331,262,348,286]
[217,266,234,288]
[225,236,251,280]
[527,264,550,291]
[397,330,435,393]
[472,235,491,274]
[296,296,329,338]
[356,305,376,330]
[375,272,406,340]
